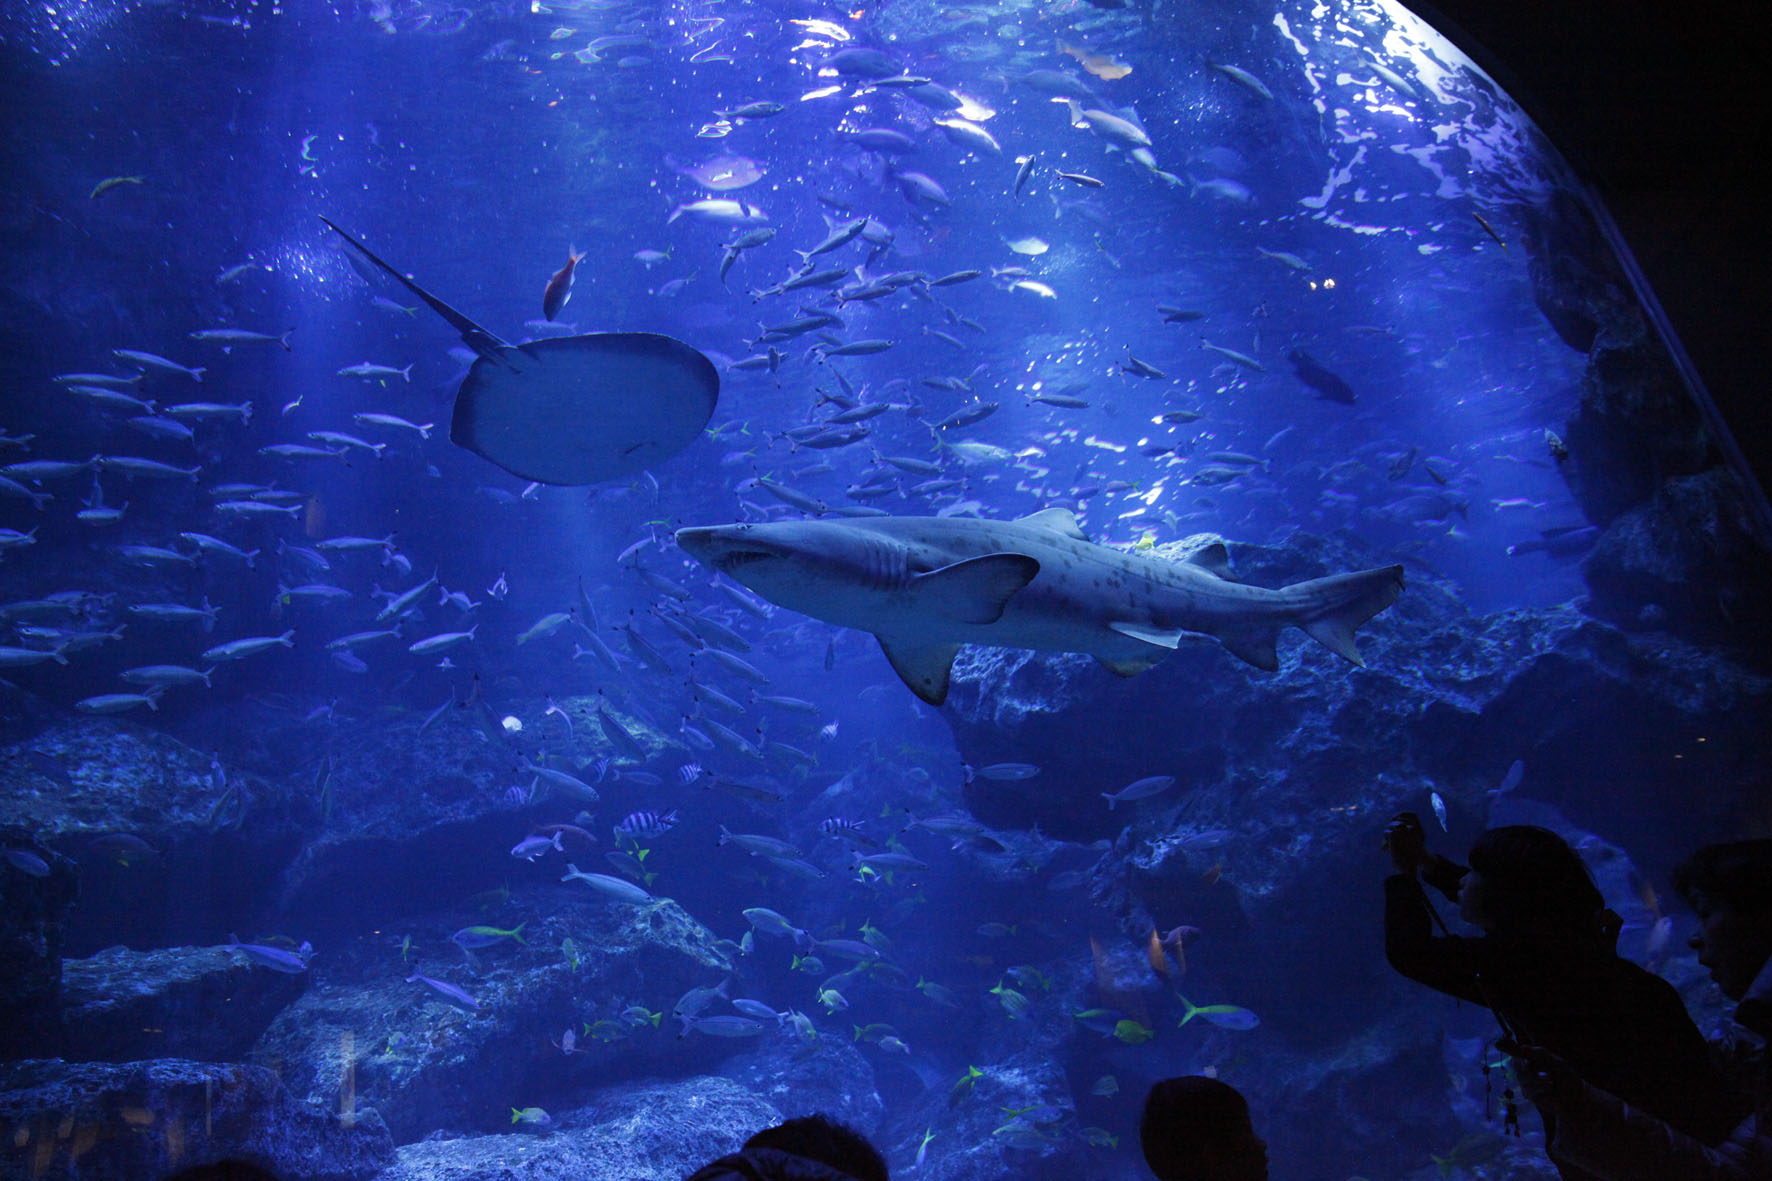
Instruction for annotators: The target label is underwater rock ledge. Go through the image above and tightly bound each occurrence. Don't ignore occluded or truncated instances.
[60,944,306,1064]
[0,1058,393,1181]
[1523,189,1772,652]
[252,894,738,1143]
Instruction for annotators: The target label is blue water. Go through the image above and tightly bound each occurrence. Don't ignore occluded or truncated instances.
[0,0,1748,1178]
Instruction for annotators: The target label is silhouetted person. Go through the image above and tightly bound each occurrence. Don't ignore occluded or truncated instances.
[1384,816,1738,1178]
[1506,837,1772,1178]
[1139,1075,1268,1181]
[1382,819,1729,1170]
[686,1113,888,1181]
[162,1163,280,1181]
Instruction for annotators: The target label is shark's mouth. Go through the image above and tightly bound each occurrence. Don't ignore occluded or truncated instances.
[716,549,775,571]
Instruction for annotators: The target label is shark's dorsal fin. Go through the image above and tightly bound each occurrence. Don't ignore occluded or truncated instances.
[1185,542,1236,581]
[1108,620,1185,649]
[1097,650,1169,677]
[913,554,1041,625]
[877,637,963,705]
[1015,507,1088,541]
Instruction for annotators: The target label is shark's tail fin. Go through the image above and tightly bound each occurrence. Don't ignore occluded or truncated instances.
[1287,564,1406,665]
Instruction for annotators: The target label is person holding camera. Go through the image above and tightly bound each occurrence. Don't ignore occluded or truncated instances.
[1383,814,1738,1178]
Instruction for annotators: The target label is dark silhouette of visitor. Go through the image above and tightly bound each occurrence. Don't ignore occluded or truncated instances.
[685,1113,888,1181]
[1383,815,1738,1177]
[1503,837,1772,1178]
[1139,1075,1268,1181]
[162,1163,280,1181]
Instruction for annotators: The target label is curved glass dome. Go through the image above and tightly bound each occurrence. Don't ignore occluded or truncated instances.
[2,0,1766,1177]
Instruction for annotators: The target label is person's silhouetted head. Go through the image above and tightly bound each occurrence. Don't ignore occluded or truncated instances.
[743,1114,888,1181]
[163,1163,279,1181]
[1462,825,1603,939]
[1140,1076,1267,1181]
[1673,838,1772,1001]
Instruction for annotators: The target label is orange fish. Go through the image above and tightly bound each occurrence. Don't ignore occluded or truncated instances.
[1159,926,1196,976]
[542,247,586,321]
[1146,928,1171,982]
[1200,860,1223,887]
[1059,40,1131,81]
[1630,872,1660,917]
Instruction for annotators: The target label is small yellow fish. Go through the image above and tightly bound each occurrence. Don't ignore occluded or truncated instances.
[1005,236,1048,256]
[1113,1019,1155,1044]
[90,175,145,200]
[1011,279,1057,299]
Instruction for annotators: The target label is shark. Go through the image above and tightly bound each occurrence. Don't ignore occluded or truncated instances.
[676,508,1405,705]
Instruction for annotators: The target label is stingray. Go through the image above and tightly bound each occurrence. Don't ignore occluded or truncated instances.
[320,217,719,486]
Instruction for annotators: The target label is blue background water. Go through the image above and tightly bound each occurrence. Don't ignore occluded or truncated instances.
[1,0,1754,1177]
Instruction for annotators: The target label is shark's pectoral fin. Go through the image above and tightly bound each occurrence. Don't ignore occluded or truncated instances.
[877,636,963,706]
[913,553,1041,625]
[1096,650,1169,677]
[1097,620,1185,676]
[1218,631,1280,671]
[1108,620,1186,649]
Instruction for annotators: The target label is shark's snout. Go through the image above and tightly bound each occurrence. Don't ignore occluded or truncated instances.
[675,526,730,565]
[676,525,780,573]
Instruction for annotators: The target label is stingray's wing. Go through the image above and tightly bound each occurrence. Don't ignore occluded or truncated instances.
[454,334,720,486]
